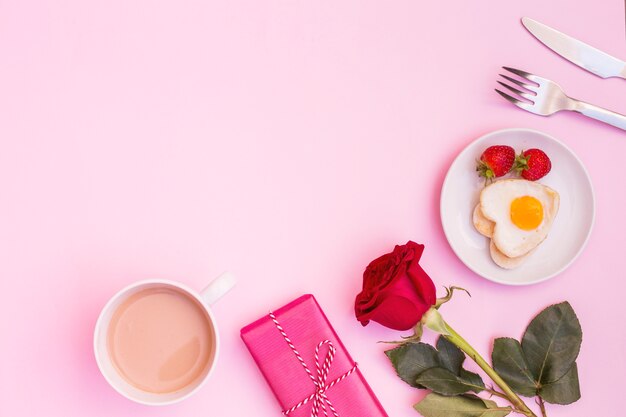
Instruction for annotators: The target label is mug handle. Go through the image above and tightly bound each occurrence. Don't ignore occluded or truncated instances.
[201,271,236,305]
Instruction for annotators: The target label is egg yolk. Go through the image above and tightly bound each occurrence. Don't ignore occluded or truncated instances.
[510,196,544,230]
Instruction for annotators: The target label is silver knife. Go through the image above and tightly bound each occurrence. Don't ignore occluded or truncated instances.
[522,17,626,79]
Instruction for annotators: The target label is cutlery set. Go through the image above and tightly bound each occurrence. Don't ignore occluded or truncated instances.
[496,17,626,130]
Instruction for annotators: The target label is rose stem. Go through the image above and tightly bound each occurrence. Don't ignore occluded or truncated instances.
[442,323,537,417]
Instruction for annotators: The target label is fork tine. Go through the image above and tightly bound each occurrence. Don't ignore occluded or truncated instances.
[495,89,532,111]
[502,66,532,78]
[497,81,534,101]
[495,89,522,104]
[503,66,540,85]
[499,74,533,90]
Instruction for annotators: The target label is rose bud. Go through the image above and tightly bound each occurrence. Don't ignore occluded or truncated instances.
[354,241,436,331]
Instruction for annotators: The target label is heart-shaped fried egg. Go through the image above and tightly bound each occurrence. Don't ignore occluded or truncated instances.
[480,179,559,258]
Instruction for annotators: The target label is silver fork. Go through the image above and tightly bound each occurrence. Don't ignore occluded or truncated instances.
[496,67,626,131]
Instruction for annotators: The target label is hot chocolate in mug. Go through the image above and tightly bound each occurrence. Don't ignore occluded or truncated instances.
[94,272,235,405]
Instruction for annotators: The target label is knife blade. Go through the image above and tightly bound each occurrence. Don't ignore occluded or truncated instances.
[522,17,626,79]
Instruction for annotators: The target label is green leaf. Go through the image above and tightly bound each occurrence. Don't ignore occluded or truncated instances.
[385,342,440,388]
[459,369,485,393]
[415,367,485,396]
[437,336,464,374]
[414,393,511,417]
[521,302,582,384]
[539,363,581,405]
[479,397,502,410]
[491,338,537,397]
[433,336,484,393]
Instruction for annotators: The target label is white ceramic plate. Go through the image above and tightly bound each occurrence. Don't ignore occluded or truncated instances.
[440,128,595,285]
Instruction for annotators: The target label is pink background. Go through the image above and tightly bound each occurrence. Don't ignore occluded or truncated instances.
[1,1,625,416]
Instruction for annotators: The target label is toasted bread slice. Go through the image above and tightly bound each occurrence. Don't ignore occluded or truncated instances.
[489,240,534,269]
[473,204,494,238]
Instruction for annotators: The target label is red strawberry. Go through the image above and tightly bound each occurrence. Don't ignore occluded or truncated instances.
[515,148,552,181]
[476,145,516,180]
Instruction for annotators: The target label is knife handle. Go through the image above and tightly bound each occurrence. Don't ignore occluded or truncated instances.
[575,101,626,131]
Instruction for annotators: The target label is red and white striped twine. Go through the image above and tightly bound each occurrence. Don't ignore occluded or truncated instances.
[268,311,358,417]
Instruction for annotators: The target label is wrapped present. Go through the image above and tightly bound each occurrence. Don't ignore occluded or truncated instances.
[240,294,388,417]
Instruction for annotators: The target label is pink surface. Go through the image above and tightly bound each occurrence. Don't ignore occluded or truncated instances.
[0,1,624,416]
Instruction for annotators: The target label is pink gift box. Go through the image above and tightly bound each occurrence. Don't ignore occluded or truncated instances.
[240,294,388,417]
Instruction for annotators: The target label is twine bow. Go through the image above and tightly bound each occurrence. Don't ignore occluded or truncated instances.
[269,312,358,417]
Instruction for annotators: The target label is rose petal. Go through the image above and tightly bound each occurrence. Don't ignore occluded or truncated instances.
[384,266,432,320]
[355,289,377,317]
[365,295,423,331]
[405,241,425,261]
[406,262,436,306]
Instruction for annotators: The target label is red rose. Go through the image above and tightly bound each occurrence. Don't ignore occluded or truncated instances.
[355,241,437,331]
